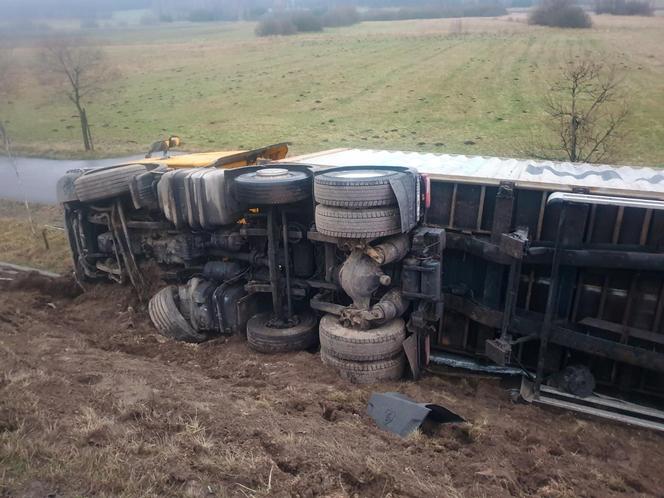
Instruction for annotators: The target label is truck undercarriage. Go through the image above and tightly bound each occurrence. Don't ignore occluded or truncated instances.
[58,148,664,402]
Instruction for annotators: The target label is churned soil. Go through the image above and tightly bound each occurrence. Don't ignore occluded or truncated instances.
[1,273,663,498]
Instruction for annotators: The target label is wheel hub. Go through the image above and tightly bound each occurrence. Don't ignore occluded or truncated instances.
[331,170,392,179]
[267,314,301,329]
[256,168,289,178]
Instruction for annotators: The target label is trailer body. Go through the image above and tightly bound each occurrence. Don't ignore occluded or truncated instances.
[288,149,664,398]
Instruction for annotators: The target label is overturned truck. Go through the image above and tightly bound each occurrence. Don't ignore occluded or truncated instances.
[58,147,664,399]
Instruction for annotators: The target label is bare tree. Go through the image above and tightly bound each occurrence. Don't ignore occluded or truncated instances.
[542,58,629,163]
[39,38,113,152]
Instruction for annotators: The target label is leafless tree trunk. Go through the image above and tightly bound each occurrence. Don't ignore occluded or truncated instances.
[39,38,113,152]
[542,58,629,163]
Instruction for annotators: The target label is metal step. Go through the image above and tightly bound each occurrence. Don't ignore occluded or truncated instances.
[520,377,664,432]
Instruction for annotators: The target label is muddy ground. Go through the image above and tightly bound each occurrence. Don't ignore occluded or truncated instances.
[1,274,663,498]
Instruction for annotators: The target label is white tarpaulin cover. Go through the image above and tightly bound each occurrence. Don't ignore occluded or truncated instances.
[287,148,664,200]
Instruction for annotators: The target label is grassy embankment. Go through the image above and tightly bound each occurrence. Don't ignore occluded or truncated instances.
[1,14,663,165]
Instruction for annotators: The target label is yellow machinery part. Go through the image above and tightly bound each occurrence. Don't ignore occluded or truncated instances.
[140,142,289,170]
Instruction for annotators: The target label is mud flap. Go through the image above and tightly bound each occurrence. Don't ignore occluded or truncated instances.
[403,333,429,379]
[388,169,419,232]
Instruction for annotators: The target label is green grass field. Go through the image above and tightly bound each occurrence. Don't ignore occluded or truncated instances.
[2,14,664,165]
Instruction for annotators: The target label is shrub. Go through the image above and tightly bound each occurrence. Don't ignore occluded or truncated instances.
[255,11,324,36]
[594,0,653,15]
[321,6,360,27]
[255,17,297,36]
[529,0,592,27]
[290,11,323,32]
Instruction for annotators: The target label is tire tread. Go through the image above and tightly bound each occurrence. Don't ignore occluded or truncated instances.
[148,286,207,343]
[319,314,405,362]
[320,351,405,383]
[75,164,148,202]
[315,205,401,238]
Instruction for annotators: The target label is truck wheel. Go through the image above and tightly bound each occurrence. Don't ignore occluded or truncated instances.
[148,286,208,343]
[321,351,405,384]
[74,164,148,202]
[234,168,311,205]
[547,364,596,397]
[247,310,318,353]
[314,169,401,208]
[319,314,406,362]
[315,205,401,239]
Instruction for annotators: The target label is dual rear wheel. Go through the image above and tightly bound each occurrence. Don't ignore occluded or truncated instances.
[313,169,407,239]
[314,169,409,380]
[319,314,406,384]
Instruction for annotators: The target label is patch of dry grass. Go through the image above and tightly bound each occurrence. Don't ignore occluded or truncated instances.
[0,346,292,497]
[0,200,69,273]
[0,218,69,273]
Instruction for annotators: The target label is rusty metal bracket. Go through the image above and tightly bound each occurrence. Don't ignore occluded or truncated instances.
[499,227,529,260]
[485,338,512,366]
[410,226,446,258]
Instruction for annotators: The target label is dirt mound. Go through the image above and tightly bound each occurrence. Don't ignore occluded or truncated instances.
[7,272,82,298]
[1,282,663,497]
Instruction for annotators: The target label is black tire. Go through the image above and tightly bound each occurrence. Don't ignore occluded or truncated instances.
[247,310,318,353]
[319,314,405,362]
[321,351,405,384]
[315,205,401,239]
[314,169,402,208]
[148,286,207,343]
[547,365,596,397]
[234,168,311,205]
[74,164,148,202]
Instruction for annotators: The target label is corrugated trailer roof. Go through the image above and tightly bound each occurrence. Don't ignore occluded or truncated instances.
[287,148,664,200]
